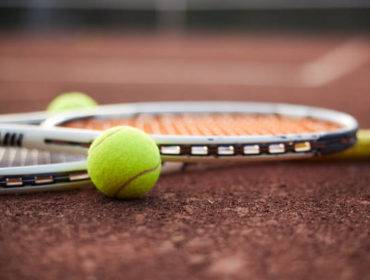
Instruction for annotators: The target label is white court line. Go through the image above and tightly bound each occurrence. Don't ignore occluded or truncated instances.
[300,39,370,87]
[0,38,368,88]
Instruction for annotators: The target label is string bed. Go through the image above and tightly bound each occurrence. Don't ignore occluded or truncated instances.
[63,113,342,136]
[0,147,85,167]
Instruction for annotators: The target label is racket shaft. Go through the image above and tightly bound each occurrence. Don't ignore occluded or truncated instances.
[0,124,98,155]
[318,129,370,160]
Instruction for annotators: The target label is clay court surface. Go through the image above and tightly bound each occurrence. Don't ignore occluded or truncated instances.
[0,33,369,280]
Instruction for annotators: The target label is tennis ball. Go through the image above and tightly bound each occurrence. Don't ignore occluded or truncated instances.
[87,126,161,199]
[47,92,97,113]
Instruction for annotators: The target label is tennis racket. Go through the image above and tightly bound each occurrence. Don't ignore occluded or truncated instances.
[0,101,367,194]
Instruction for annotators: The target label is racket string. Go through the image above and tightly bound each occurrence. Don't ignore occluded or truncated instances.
[0,147,86,167]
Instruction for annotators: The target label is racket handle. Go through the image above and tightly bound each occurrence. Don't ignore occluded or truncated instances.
[318,129,370,160]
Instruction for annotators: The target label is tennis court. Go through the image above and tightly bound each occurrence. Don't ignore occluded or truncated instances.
[0,2,369,280]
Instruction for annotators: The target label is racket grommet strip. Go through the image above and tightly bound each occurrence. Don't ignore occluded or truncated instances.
[5,177,23,187]
[243,145,260,155]
[69,172,90,182]
[160,146,181,155]
[0,170,90,190]
[268,144,285,154]
[34,176,54,184]
[217,146,235,156]
[294,142,311,152]
[191,146,208,155]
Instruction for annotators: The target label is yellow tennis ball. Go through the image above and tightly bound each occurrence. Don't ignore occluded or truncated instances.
[87,126,161,199]
[47,92,97,113]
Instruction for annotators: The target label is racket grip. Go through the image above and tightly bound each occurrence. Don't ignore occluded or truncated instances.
[318,129,370,160]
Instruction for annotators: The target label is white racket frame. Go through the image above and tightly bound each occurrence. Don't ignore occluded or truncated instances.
[0,101,358,194]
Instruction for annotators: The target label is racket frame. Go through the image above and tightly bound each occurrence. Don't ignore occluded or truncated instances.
[0,101,358,194]
[42,101,358,161]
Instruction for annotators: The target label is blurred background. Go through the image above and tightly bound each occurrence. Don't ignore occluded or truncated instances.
[0,0,369,122]
[0,0,369,32]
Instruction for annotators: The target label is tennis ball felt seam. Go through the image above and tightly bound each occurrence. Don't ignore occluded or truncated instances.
[89,128,123,153]
[113,163,161,196]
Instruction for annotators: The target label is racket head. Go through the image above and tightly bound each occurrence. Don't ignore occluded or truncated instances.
[0,101,359,194]
[42,101,358,162]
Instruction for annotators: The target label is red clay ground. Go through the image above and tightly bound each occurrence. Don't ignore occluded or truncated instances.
[0,33,369,280]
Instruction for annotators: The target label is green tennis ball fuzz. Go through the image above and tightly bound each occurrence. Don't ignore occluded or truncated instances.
[87,126,161,199]
[47,92,97,113]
